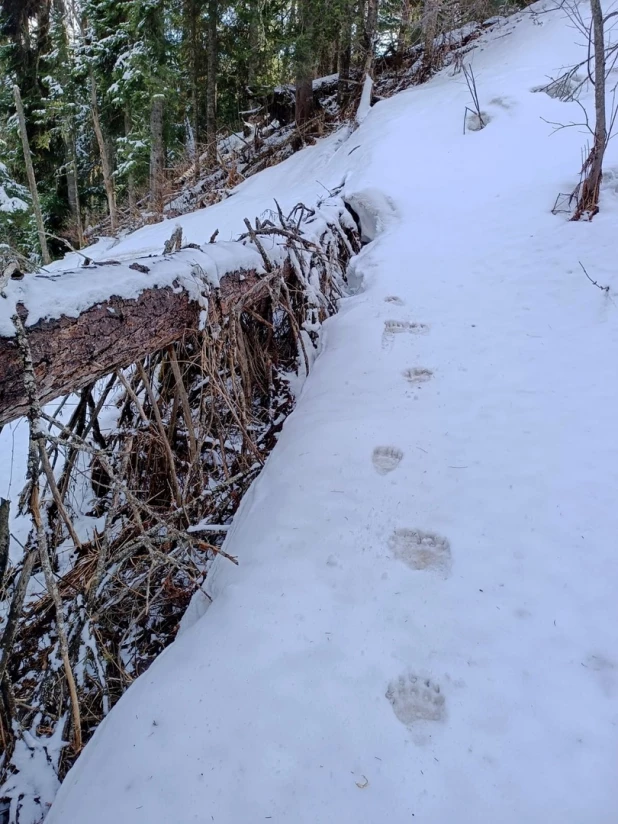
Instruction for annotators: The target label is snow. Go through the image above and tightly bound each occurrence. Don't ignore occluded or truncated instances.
[0,162,28,213]
[0,193,354,337]
[0,242,264,336]
[313,72,339,90]
[28,127,351,270]
[0,187,28,213]
[273,74,338,96]
[344,187,398,243]
[1,722,65,822]
[355,74,374,124]
[0,126,354,336]
[15,2,618,821]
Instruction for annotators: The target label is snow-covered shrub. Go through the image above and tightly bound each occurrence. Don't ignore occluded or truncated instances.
[0,161,32,255]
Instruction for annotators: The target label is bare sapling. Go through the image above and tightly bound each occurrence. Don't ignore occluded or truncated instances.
[150,94,166,214]
[573,0,607,218]
[13,85,51,265]
[89,67,118,232]
[553,0,618,218]
[463,64,486,133]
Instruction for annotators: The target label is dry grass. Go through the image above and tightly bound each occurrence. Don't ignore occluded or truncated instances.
[0,200,359,798]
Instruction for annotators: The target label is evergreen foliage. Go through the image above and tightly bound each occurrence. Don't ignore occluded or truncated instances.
[0,0,529,259]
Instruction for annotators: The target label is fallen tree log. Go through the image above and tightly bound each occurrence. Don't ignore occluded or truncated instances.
[0,196,358,428]
[0,267,263,426]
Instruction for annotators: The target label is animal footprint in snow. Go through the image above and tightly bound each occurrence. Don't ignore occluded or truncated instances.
[372,446,403,475]
[382,320,428,349]
[384,295,405,306]
[402,367,433,384]
[388,528,451,575]
[489,95,515,110]
[386,674,446,726]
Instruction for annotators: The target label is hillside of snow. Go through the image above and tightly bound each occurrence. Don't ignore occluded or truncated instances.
[39,4,618,822]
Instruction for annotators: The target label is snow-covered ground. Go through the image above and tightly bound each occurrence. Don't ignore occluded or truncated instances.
[35,3,618,821]
[48,126,353,268]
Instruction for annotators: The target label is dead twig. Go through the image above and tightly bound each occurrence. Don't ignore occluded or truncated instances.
[579,261,610,292]
[463,64,485,133]
[11,312,83,753]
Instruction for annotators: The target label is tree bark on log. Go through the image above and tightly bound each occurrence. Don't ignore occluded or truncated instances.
[0,268,265,426]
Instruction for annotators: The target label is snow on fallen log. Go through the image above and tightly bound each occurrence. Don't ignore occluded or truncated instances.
[0,238,269,338]
[0,251,263,426]
[0,200,356,426]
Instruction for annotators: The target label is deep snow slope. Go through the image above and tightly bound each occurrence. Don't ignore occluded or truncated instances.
[46,5,618,822]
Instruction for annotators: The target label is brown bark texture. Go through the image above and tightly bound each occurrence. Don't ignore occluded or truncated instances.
[575,0,607,218]
[0,268,263,426]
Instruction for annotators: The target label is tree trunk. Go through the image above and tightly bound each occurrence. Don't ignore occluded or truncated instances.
[89,69,117,233]
[295,77,313,130]
[575,0,607,219]
[0,499,9,592]
[338,0,353,104]
[422,0,439,76]
[125,109,136,213]
[150,94,165,214]
[319,37,337,76]
[397,0,412,58]
[362,0,379,75]
[12,85,51,265]
[295,0,314,130]
[206,0,218,165]
[192,53,200,184]
[248,0,264,89]
[184,0,201,183]
[66,136,83,247]
[0,267,267,426]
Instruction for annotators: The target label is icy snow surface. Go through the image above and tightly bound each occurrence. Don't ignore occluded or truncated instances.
[42,4,618,821]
